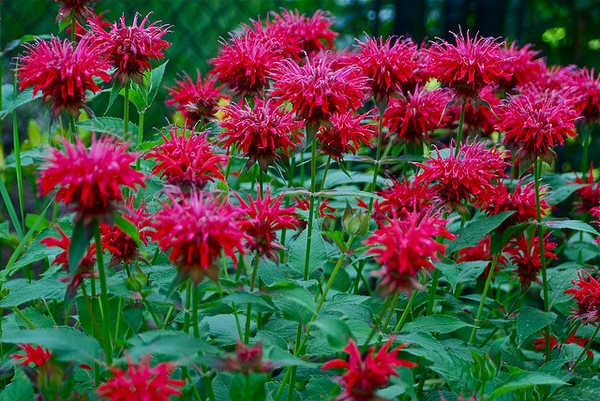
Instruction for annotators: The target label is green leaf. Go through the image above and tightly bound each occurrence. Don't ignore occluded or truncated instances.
[0,221,10,240]
[128,87,148,112]
[0,176,23,238]
[2,231,60,276]
[313,317,353,349]
[229,373,267,401]
[288,228,327,276]
[401,315,473,334]
[269,282,316,326]
[488,372,567,400]
[76,117,139,141]
[435,261,459,289]
[126,331,214,360]
[68,219,92,279]
[0,88,42,120]
[223,291,276,313]
[14,307,56,329]
[1,327,101,363]
[0,372,34,401]
[545,264,582,309]
[446,211,514,254]
[516,307,557,346]
[546,219,600,236]
[145,60,168,108]
[105,81,123,113]
[114,214,141,245]
[202,314,251,346]
[306,376,338,401]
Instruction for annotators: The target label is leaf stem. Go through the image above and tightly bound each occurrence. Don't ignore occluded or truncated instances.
[469,253,500,344]
[123,84,130,136]
[92,221,113,365]
[303,136,317,280]
[571,322,600,371]
[455,102,467,157]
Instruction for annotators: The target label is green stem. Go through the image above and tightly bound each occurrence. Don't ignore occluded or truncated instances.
[69,115,77,142]
[303,137,317,280]
[581,124,592,172]
[192,283,199,339]
[123,84,130,136]
[571,323,600,371]
[244,255,259,343]
[394,290,418,332]
[363,295,394,348]
[380,291,400,337]
[92,222,113,365]
[224,144,236,182]
[368,108,385,213]
[135,111,145,170]
[469,254,500,344]
[320,156,332,192]
[455,102,467,157]
[183,280,191,335]
[426,269,440,316]
[12,63,25,236]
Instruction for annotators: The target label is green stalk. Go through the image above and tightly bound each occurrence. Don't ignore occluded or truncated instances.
[571,323,600,371]
[469,254,500,344]
[319,156,332,192]
[455,102,467,157]
[69,115,77,142]
[534,158,551,360]
[192,283,200,339]
[394,290,418,332]
[12,63,25,236]
[368,108,385,213]
[183,279,191,335]
[93,221,113,365]
[123,84,130,136]
[244,255,259,344]
[363,295,394,349]
[135,111,145,170]
[303,136,317,280]
[581,124,592,172]
[426,270,440,316]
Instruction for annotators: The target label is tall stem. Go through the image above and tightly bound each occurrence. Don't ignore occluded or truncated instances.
[394,290,418,332]
[92,221,113,365]
[455,102,467,157]
[303,136,317,280]
[123,85,130,136]
[571,323,600,371]
[12,88,25,235]
[135,111,145,170]
[368,108,385,213]
[244,255,259,343]
[192,283,199,339]
[469,254,500,344]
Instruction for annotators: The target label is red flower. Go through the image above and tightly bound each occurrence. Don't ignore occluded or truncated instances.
[496,41,546,93]
[54,0,98,22]
[505,231,557,290]
[92,13,170,85]
[357,36,419,107]
[41,227,97,298]
[426,30,506,103]
[572,166,600,216]
[479,180,548,224]
[270,9,337,58]
[271,54,369,124]
[383,87,451,145]
[533,333,592,357]
[219,97,304,172]
[322,337,416,401]
[574,67,600,123]
[446,85,501,136]
[211,31,282,96]
[11,344,53,367]
[151,192,247,284]
[145,126,227,191]
[498,86,580,162]
[565,270,600,324]
[38,136,146,222]
[374,177,435,220]
[236,186,299,263]
[365,211,455,294]
[17,35,110,117]
[317,111,375,161]
[100,197,152,266]
[96,354,184,401]
[219,340,274,376]
[166,71,227,128]
[415,140,509,214]
[456,236,508,278]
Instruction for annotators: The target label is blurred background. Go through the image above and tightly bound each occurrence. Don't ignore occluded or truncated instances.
[2,0,600,144]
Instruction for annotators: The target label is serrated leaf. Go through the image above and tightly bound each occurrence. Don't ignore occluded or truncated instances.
[436,261,459,289]
[313,317,352,349]
[269,282,315,326]
[546,219,599,236]
[0,88,42,120]
[126,331,214,360]
[545,265,582,308]
[105,81,123,113]
[306,375,337,401]
[3,232,60,274]
[0,278,66,308]
[128,87,148,111]
[516,307,557,346]
[145,60,168,108]
[223,291,276,312]
[1,327,101,362]
[488,372,567,400]
[202,314,250,346]
[15,307,56,329]
[288,229,327,276]
[401,315,473,334]
[447,211,514,254]
[0,372,34,401]
[230,373,267,401]
[0,176,23,238]
[76,117,139,141]
[68,219,92,279]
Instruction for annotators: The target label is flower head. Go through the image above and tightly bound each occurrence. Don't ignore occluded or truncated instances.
[11,344,53,367]
[55,0,98,22]
[573,67,600,123]
[383,87,451,145]
[365,211,455,294]
[40,227,97,298]
[271,55,369,124]
[505,231,557,290]
[218,340,274,376]
[415,140,509,214]
[533,333,592,357]
[92,13,170,85]
[219,97,304,172]
[269,9,337,58]
[456,236,508,278]
[145,126,227,191]
[17,36,111,117]
[478,180,548,224]
[426,30,506,103]
[322,337,416,401]
[374,177,435,220]
[446,85,500,136]
[151,192,247,284]
[357,36,419,107]
[100,197,152,266]
[498,86,580,162]
[565,270,600,324]
[211,31,282,96]
[236,186,299,262]
[38,136,146,222]
[496,41,546,93]
[166,71,227,128]
[96,354,184,401]
[317,111,375,161]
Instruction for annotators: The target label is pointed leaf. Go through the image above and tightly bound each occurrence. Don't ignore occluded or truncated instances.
[105,81,123,113]
[488,372,567,400]
[0,88,42,120]
[68,219,92,279]
[145,60,168,108]
[76,117,138,141]
[447,211,515,253]
[516,307,557,346]
[401,315,473,334]
[545,219,600,236]
[114,214,141,245]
